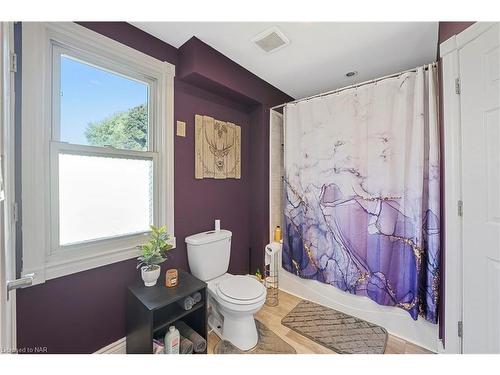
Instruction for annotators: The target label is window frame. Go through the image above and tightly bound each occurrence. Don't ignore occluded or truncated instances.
[21,22,175,284]
[51,43,156,148]
[50,44,157,256]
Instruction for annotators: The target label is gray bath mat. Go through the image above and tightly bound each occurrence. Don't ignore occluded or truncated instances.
[281,300,388,354]
[214,320,296,354]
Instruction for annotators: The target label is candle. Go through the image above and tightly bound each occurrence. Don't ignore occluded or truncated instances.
[165,269,178,288]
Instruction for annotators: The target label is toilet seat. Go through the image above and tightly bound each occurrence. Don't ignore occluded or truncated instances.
[216,275,265,305]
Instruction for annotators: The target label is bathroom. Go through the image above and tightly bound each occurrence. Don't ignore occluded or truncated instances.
[0,1,499,373]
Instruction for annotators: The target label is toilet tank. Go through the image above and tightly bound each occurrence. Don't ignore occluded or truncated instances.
[185,230,232,281]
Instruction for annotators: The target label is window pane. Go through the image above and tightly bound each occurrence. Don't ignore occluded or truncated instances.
[59,153,153,246]
[60,55,149,151]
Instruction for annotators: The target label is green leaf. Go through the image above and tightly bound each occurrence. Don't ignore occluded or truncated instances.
[85,104,148,151]
[137,224,172,268]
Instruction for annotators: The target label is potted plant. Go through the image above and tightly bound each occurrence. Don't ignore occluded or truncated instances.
[137,225,173,287]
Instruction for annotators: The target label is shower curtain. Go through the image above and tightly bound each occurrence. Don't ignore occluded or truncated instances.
[282,65,440,323]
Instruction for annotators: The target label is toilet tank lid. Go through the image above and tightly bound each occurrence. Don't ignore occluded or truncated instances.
[185,229,232,245]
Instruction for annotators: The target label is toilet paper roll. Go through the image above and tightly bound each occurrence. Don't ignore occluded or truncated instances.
[265,242,282,279]
[265,242,281,257]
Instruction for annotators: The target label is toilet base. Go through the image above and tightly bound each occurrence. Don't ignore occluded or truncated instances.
[208,292,263,351]
[221,313,258,351]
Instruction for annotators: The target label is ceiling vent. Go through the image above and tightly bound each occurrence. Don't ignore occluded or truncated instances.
[252,26,290,53]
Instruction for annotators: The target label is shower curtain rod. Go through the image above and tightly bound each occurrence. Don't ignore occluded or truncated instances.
[270,62,437,111]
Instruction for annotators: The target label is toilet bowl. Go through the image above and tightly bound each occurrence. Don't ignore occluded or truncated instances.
[185,229,267,351]
[208,274,266,350]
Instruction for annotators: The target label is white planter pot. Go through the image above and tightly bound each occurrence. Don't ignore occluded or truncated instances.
[141,265,161,287]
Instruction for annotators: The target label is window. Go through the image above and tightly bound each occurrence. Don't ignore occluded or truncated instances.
[53,51,155,248]
[59,55,150,150]
[57,151,154,246]
[21,23,175,283]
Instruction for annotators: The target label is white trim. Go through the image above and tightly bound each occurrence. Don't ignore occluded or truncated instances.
[438,21,497,354]
[439,35,457,58]
[21,22,175,284]
[268,109,283,242]
[455,23,496,50]
[44,23,175,78]
[158,61,175,236]
[440,22,496,58]
[0,21,17,353]
[440,47,463,354]
[21,22,50,284]
[95,337,126,354]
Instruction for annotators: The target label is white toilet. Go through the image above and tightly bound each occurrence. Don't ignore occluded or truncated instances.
[185,229,266,350]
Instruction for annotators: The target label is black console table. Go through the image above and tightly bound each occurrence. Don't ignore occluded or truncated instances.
[126,270,207,354]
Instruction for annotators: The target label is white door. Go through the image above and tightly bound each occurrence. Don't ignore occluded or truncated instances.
[0,21,16,353]
[460,23,500,354]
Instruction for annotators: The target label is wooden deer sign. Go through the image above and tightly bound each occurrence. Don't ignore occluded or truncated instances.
[195,115,241,179]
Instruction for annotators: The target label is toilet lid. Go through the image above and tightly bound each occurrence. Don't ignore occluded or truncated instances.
[217,275,265,301]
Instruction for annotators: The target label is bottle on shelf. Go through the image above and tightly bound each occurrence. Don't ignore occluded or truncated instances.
[273,226,282,242]
[164,326,180,354]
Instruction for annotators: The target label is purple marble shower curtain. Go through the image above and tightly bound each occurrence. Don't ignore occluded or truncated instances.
[282,65,440,323]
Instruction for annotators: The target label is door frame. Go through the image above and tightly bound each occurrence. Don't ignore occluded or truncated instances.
[0,21,17,353]
[439,22,497,354]
[268,108,284,243]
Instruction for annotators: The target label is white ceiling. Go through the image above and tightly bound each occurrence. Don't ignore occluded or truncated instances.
[132,22,438,99]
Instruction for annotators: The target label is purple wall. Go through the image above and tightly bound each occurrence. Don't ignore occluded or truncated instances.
[248,105,270,273]
[178,37,290,106]
[175,38,293,277]
[16,259,138,353]
[16,22,292,353]
[174,79,252,275]
[77,22,178,65]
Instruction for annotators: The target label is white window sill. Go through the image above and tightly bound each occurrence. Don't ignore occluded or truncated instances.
[23,236,176,284]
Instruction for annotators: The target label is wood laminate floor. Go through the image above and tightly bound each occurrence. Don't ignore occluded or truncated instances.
[208,290,433,354]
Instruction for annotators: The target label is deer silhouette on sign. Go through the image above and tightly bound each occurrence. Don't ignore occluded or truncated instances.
[195,115,241,179]
[207,121,234,172]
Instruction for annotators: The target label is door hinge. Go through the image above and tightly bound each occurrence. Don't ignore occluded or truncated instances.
[458,200,463,217]
[458,321,463,338]
[455,77,461,94]
[10,52,17,73]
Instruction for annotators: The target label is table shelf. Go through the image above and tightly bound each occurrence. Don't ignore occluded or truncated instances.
[153,301,204,333]
[126,270,207,354]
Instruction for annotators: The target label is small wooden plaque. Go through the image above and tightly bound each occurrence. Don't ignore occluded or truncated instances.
[194,114,241,180]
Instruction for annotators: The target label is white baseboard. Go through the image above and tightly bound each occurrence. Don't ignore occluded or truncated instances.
[94,337,126,354]
[279,269,439,352]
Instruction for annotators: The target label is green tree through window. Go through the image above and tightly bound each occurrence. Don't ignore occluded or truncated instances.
[85,104,148,151]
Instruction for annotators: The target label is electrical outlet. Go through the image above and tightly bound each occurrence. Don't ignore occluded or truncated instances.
[176,121,186,137]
